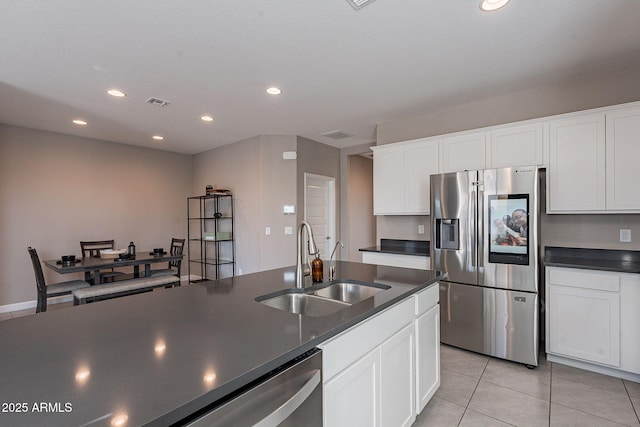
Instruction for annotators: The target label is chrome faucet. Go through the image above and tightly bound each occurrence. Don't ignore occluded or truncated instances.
[296,221,319,288]
[328,241,344,281]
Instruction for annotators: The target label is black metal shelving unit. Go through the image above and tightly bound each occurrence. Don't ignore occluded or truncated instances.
[187,194,235,282]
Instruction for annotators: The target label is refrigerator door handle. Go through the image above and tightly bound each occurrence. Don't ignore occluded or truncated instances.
[477,187,484,266]
[470,188,477,267]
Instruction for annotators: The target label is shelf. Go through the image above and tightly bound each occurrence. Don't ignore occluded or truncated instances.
[187,194,235,281]
[189,258,235,266]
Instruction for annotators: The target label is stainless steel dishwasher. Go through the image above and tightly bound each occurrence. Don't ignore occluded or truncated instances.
[185,349,322,427]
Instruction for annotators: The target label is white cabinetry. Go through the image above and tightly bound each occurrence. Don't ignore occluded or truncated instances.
[546,266,640,380]
[372,139,439,215]
[323,348,381,427]
[414,285,440,413]
[381,324,415,427]
[320,284,440,426]
[440,131,487,173]
[548,113,606,213]
[361,251,429,270]
[548,105,640,213]
[489,122,544,168]
[606,107,640,211]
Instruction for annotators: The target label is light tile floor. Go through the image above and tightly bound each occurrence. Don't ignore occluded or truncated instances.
[3,305,639,426]
[414,345,640,427]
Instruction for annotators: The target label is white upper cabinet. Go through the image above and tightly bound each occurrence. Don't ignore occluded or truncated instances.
[606,107,640,211]
[489,123,545,168]
[373,145,405,215]
[440,131,487,173]
[548,113,606,213]
[372,138,439,215]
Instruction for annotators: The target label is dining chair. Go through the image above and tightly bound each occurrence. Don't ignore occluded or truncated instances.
[80,240,125,283]
[28,247,90,313]
[147,238,185,282]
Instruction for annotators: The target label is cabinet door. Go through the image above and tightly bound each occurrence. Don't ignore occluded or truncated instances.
[373,147,405,214]
[620,274,640,374]
[606,107,640,211]
[489,123,544,168]
[405,141,439,214]
[548,113,606,212]
[381,324,415,427]
[415,304,440,413]
[324,348,381,427]
[548,284,620,367]
[440,132,487,173]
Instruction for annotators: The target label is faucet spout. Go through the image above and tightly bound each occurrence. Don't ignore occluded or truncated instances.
[296,221,319,288]
[328,241,344,281]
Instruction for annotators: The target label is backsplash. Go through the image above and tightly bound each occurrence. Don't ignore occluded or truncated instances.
[378,213,640,251]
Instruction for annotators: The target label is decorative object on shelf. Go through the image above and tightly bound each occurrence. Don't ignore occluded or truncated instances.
[187,193,235,283]
[206,185,233,196]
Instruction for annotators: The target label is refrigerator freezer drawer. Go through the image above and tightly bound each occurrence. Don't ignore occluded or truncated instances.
[440,282,538,366]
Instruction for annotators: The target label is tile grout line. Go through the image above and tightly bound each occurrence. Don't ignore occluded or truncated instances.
[456,358,491,427]
[622,380,640,424]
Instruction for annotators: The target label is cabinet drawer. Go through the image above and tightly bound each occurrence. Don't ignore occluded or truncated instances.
[320,298,414,380]
[548,267,620,292]
[415,284,439,316]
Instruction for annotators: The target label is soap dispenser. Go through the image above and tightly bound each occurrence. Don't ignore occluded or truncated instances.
[311,253,323,282]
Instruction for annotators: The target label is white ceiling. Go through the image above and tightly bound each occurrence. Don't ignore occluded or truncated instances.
[2,0,640,155]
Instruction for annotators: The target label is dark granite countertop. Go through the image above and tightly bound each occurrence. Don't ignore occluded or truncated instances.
[359,238,430,257]
[0,261,444,427]
[544,246,640,274]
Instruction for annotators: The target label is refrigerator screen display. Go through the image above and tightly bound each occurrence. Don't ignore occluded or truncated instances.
[488,194,529,265]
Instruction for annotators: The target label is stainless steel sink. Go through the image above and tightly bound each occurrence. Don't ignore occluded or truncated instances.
[312,281,390,304]
[257,291,351,317]
[256,280,391,316]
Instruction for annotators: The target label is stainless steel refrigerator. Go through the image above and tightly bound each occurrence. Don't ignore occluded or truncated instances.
[431,166,539,367]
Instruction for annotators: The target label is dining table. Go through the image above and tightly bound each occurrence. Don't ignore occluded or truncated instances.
[43,251,184,285]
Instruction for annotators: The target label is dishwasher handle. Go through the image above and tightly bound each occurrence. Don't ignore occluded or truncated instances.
[253,369,321,427]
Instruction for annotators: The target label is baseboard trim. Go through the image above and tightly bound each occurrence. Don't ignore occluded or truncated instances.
[0,295,73,314]
[547,353,640,382]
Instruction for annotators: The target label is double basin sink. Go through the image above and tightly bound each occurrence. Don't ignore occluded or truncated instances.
[256,280,391,317]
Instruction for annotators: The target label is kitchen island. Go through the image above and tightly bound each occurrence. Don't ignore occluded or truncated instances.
[0,261,444,426]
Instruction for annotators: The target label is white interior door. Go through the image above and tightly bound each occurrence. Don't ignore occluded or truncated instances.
[304,173,336,259]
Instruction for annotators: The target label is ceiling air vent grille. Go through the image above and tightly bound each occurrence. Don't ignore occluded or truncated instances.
[322,130,353,140]
[146,97,170,107]
[346,0,377,10]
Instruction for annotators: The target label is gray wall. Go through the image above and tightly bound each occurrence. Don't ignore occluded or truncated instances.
[192,135,339,275]
[375,64,640,251]
[345,154,376,261]
[0,124,192,307]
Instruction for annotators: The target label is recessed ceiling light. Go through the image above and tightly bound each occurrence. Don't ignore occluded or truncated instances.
[152,135,164,141]
[266,87,282,95]
[201,115,214,122]
[72,119,88,126]
[480,0,510,11]
[107,89,126,97]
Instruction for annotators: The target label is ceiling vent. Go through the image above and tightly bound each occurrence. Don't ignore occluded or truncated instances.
[346,0,377,10]
[146,97,170,107]
[322,130,353,140]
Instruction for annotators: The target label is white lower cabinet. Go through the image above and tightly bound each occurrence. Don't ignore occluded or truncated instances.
[361,251,429,270]
[324,348,381,427]
[546,266,640,379]
[415,304,440,413]
[381,324,415,427]
[319,284,440,426]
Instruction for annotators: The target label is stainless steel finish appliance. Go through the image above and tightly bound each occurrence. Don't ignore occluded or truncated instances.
[186,349,322,426]
[431,167,539,366]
